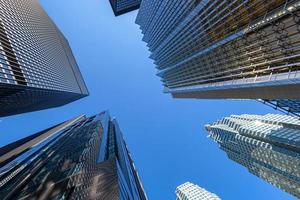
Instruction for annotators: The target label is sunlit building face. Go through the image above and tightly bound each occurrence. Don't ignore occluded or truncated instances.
[136,0,300,116]
[206,114,300,198]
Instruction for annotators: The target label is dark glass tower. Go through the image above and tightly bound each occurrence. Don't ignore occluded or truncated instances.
[206,114,300,198]
[109,0,141,16]
[136,0,300,116]
[0,111,147,200]
[0,0,88,117]
[260,100,300,118]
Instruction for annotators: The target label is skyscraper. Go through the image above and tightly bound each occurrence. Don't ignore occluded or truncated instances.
[205,114,300,198]
[176,182,220,200]
[0,0,88,117]
[109,0,141,16]
[0,111,147,200]
[136,0,300,115]
[260,99,300,118]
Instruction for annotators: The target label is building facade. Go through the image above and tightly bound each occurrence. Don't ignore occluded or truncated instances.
[0,0,88,117]
[136,0,300,115]
[205,114,300,198]
[109,0,141,16]
[176,182,220,200]
[260,99,300,118]
[0,111,147,200]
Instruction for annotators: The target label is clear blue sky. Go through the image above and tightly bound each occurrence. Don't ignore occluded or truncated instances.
[0,1,296,199]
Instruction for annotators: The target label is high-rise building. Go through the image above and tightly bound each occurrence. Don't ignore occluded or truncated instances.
[109,0,141,16]
[136,0,300,115]
[260,99,300,118]
[0,0,88,117]
[176,182,220,200]
[205,114,300,198]
[0,111,147,200]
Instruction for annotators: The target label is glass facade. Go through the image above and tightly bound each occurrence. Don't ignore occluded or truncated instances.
[176,182,220,200]
[206,114,300,198]
[0,111,147,200]
[0,0,88,117]
[136,0,300,115]
[109,0,141,16]
[260,99,300,118]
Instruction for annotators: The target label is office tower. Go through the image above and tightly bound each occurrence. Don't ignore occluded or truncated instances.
[0,0,88,117]
[109,0,141,16]
[261,100,300,118]
[176,182,221,200]
[0,111,147,200]
[136,1,300,115]
[205,114,300,198]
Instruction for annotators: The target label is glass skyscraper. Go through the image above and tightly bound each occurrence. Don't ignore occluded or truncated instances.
[0,111,147,200]
[206,114,300,198]
[109,0,141,16]
[176,182,220,200]
[136,0,300,115]
[261,99,300,118]
[0,0,88,117]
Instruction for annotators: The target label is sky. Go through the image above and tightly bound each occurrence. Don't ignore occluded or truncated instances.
[0,1,296,200]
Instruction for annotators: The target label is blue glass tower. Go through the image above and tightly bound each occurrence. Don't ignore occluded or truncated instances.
[109,0,141,16]
[0,111,147,200]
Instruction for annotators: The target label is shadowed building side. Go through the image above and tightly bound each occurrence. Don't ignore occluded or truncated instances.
[0,111,147,200]
[259,99,300,118]
[0,0,88,117]
[109,0,141,16]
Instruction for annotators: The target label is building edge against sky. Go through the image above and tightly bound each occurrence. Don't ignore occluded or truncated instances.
[109,0,141,16]
[205,114,300,198]
[259,99,300,118]
[0,0,88,117]
[0,111,147,200]
[176,182,221,200]
[135,0,300,116]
